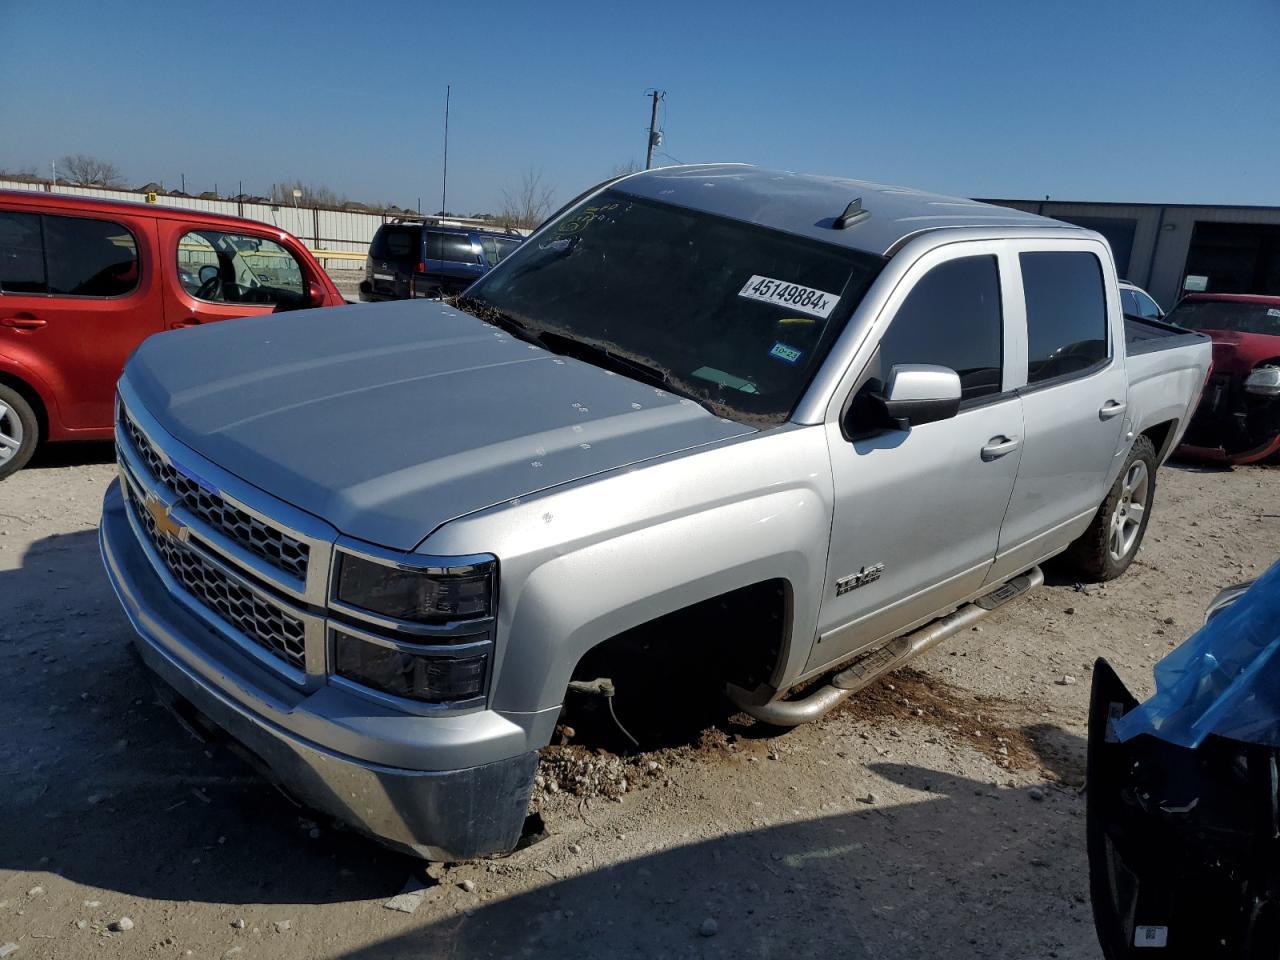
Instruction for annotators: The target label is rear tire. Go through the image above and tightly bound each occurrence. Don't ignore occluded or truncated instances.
[1066,435,1157,582]
[0,384,38,480]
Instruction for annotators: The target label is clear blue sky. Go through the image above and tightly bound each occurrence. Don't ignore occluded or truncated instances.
[3,0,1278,213]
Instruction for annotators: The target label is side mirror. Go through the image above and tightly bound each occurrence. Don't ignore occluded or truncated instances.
[306,279,327,307]
[876,364,962,428]
[198,264,219,284]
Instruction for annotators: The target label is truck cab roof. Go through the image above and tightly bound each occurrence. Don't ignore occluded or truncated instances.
[613,164,1071,257]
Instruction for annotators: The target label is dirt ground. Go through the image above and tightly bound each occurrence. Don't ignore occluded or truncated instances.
[1,445,1276,960]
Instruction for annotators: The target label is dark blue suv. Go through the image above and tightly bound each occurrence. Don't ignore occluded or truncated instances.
[361,221,522,301]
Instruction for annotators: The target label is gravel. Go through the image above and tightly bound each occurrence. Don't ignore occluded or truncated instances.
[1,452,1275,959]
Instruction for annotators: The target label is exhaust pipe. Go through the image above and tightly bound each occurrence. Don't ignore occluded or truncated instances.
[731,567,1043,727]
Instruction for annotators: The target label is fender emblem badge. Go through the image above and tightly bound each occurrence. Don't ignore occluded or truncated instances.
[836,563,884,596]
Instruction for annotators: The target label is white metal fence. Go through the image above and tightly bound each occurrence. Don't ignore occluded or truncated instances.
[0,179,518,270]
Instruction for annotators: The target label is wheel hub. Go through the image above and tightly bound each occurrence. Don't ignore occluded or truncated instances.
[0,400,23,465]
[1107,460,1149,563]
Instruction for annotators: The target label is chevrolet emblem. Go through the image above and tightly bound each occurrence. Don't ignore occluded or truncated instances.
[143,494,186,541]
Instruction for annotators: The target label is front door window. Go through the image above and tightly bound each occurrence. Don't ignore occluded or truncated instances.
[178,230,305,307]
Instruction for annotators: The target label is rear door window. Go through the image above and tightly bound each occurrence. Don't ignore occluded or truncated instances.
[0,211,46,293]
[1021,251,1109,385]
[877,255,1004,403]
[371,226,421,265]
[441,233,479,263]
[42,214,139,297]
[479,235,520,266]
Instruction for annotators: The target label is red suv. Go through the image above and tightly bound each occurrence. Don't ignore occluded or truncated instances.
[0,190,344,478]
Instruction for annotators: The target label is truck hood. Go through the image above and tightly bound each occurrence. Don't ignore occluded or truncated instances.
[1198,328,1280,377]
[125,300,754,550]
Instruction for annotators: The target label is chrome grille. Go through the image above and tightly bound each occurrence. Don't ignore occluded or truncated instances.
[122,415,310,580]
[126,483,307,670]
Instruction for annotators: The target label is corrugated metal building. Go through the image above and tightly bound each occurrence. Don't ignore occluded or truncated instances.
[982,197,1280,311]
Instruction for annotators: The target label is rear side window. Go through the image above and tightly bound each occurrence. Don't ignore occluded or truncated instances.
[44,215,139,297]
[371,226,420,264]
[878,255,1004,402]
[0,211,46,293]
[0,212,138,297]
[1134,290,1162,319]
[1022,251,1109,384]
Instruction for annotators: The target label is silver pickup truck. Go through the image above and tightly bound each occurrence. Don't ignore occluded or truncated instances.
[100,164,1211,860]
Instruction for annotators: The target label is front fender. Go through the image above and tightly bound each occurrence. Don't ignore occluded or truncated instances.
[421,425,835,715]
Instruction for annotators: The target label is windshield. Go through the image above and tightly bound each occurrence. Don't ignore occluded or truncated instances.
[461,190,884,426]
[1167,299,1280,337]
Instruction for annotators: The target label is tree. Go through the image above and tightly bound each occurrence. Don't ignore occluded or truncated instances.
[270,180,344,208]
[58,154,124,188]
[0,166,41,184]
[608,159,641,178]
[498,168,555,230]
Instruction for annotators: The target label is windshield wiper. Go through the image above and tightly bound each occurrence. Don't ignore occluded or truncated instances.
[455,297,678,396]
[535,331,672,391]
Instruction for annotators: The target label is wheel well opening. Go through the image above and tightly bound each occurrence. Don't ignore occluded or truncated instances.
[0,372,47,441]
[563,578,789,749]
[1141,419,1178,461]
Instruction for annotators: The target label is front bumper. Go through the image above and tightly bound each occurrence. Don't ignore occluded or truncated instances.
[100,481,539,860]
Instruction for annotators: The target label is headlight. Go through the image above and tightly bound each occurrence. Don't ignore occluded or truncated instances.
[332,630,488,703]
[335,552,495,623]
[1244,365,1280,397]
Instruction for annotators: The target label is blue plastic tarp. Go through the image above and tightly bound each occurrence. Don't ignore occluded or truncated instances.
[1114,555,1280,749]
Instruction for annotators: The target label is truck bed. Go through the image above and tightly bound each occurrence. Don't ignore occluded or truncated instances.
[1125,315,1209,356]
[1122,316,1213,465]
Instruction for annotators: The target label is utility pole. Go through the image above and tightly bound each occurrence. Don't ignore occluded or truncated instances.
[644,89,665,169]
[441,84,451,216]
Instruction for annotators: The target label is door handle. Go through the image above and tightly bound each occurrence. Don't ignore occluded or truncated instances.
[169,316,202,329]
[1099,400,1127,420]
[981,436,1020,461]
[0,314,47,330]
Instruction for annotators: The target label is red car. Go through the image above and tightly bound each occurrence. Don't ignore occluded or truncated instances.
[1170,293,1280,464]
[0,190,345,478]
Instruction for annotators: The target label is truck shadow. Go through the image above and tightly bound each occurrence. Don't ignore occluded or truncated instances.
[0,527,417,906]
[26,439,116,469]
[337,761,1095,960]
[1,527,1097,956]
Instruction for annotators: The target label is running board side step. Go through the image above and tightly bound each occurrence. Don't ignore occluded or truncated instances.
[728,566,1043,727]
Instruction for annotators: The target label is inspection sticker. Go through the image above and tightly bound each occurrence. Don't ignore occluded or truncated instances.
[1268,308,1280,318]
[1134,926,1168,948]
[739,275,840,319]
[769,342,803,364]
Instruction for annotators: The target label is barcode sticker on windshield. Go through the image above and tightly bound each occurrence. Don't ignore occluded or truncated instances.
[738,275,840,319]
[1134,925,1168,948]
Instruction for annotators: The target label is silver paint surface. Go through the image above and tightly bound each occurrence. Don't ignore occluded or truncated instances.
[126,299,753,550]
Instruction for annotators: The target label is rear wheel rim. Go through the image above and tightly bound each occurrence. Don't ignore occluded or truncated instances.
[0,401,23,464]
[1107,460,1149,563]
